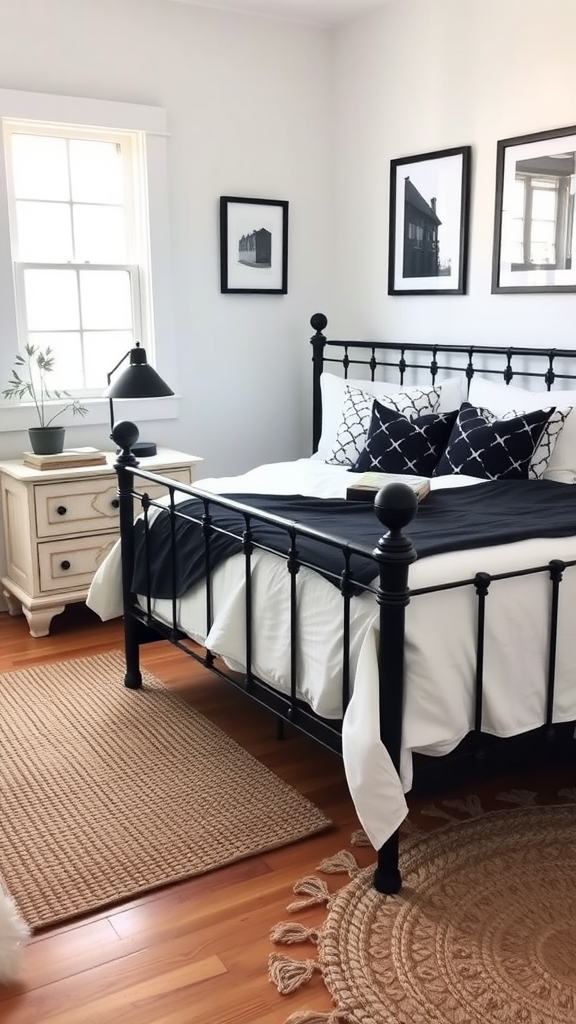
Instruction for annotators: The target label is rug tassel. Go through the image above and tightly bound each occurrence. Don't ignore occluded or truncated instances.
[287,876,332,912]
[285,1009,353,1023]
[268,952,322,994]
[270,921,321,945]
[317,850,359,877]
[350,828,371,847]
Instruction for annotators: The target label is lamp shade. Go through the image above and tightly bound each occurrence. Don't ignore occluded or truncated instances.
[104,344,174,400]
[104,343,174,458]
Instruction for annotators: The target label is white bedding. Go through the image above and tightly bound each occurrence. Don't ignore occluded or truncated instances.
[87,458,576,849]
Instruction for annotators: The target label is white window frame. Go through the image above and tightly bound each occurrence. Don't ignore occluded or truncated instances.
[0,88,178,432]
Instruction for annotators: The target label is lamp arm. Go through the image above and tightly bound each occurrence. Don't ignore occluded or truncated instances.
[107,350,132,433]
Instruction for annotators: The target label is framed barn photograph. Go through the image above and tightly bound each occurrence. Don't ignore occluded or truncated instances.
[388,146,471,295]
[219,196,289,294]
[492,124,576,293]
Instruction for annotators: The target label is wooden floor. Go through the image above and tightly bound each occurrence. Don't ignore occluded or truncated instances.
[0,604,371,1024]
[1,605,574,1023]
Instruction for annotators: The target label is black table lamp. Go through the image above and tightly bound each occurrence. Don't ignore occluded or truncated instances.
[104,342,174,457]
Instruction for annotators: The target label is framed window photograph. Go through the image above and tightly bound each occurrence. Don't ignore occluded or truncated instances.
[219,196,288,294]
[492,124,576,293]
[388,146,471,296]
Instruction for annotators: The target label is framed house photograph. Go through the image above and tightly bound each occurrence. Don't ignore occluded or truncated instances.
[492,124,576,293]
[220,196,288,294]
[388,146,471,295]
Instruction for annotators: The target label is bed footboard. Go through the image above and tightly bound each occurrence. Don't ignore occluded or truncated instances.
[109,401,576,895]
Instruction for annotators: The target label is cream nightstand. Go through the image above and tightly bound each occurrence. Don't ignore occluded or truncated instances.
[0,448,203,637]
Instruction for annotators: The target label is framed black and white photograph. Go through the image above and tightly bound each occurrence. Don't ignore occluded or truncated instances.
[492,124,576,293]
[388,146,471,295]
[219,196,288,294]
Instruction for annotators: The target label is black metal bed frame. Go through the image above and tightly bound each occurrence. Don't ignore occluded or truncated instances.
[113,313,576,894]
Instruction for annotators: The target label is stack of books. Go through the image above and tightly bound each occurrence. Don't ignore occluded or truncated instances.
[346,472,430,503]
[23,447,108,471]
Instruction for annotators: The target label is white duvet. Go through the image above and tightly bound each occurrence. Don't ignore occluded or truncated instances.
[87,459,576,849]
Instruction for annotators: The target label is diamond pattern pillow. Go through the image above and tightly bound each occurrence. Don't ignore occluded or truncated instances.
[506,407,569,480]
[351,401,458,476]
[326,383,441,467]
[433,403,555,480]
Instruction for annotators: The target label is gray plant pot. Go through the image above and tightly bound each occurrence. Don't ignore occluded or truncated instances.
[28,426,66,455]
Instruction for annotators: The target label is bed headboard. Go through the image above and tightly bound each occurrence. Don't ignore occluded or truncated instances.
[310,313,576,454]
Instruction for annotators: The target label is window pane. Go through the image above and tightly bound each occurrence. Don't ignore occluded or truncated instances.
[69,140,124,204]
[24,269,80,331]
[11,134,70,201]
[531,221,556,243]
[530,242,555,264]
[74,205,127,263]
[28,332,84,391]
[84,330,135,389]
[79,270,133,330]
[532,190,556,219]
[16,201,73,262]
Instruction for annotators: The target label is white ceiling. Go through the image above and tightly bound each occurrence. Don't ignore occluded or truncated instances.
[165,0,392,27]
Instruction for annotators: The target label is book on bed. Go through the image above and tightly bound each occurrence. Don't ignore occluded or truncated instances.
[346,472,430,503]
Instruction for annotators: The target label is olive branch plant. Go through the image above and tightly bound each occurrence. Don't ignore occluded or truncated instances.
[2,344,88,427]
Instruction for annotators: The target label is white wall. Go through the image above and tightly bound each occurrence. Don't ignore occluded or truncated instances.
[0,0,334,474]
[331,0,576,346]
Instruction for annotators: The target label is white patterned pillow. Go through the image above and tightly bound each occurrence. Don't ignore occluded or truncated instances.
[326,383,441,467]
[506,407,569,480]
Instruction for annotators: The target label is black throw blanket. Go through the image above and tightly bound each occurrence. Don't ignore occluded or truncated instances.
[131,479,576,600]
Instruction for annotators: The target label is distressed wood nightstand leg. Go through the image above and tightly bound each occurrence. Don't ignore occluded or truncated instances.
[22,604,66,638]
[2,587,23,617]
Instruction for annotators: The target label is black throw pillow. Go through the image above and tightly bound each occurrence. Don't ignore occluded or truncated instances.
[433,402,554,480]
[351,401,458,476]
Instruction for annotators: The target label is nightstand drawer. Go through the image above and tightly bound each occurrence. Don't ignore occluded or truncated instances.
[35,478,120,538]
[34,468,192,538]
[38,535,117,592]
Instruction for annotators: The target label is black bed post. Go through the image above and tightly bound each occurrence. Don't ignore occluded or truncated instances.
[371,483,418,894]
[310,313,327,454]
[112,420,143,690]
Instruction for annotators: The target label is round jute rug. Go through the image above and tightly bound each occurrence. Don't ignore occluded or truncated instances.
[277,805,576,1024]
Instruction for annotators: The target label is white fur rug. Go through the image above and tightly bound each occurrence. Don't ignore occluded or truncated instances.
[0,881,29,983]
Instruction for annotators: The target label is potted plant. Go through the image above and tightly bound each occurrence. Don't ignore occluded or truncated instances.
[2,344,88,454]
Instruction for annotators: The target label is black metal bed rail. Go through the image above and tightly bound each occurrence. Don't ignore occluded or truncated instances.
[117,462,388,734]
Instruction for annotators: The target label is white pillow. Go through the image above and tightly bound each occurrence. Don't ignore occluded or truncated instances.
[469,376,576,483]
[326,383,442,467]
[316,371,463,459]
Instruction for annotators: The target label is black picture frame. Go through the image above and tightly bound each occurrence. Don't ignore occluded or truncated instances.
[492,124,576,294]
[388,146,471,296]
[219,196,288,294]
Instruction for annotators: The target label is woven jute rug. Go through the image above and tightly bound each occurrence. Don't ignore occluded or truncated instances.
[269,802,576,1024]
[0,651,330,931]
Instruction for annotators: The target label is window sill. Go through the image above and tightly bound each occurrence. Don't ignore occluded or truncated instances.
[0,394,181,433]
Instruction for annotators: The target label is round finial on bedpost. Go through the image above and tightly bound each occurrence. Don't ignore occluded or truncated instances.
[373,482,419,539]
[310,312,328,335]
[112,420,140,467]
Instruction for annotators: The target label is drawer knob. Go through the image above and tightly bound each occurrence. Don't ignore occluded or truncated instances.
[60,560,71,571]
[111,498,120,509]
[56,505,67,516]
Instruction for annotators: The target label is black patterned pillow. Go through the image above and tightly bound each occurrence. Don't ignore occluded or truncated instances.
[351,402,458,476]
[434,403,554,480]
[326,383,441,467]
